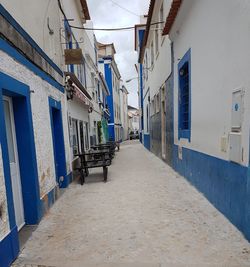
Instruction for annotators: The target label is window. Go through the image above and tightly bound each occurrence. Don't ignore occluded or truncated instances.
[151,99,155,115]
[65,22,74,73]
[178,49,191,141]
[84,122,89,150]
[72,119,79,156]
[156,93,160,113]
[77,64,85,84]
[146,104,149,132]
[151,41,154,67]
[155,29,159,55]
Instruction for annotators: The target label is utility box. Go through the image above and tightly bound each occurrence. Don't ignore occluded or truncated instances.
[231,88,244,131]
[229,132,242,163]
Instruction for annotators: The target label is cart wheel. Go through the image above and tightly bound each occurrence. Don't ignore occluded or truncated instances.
[80,169,85,185]
[103,166,108,182]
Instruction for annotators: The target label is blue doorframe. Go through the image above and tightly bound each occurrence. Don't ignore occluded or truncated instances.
[0,72,41,267]
[246,131,250,240]
[48,97,68,188]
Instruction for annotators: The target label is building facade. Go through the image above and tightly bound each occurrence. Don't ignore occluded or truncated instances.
[120,85,129,141]
[60,0,93,172]
[128,106,140,134]
[135,1,173,160]
[138,0,250,241]
[98,43,122,142]
[0,1,73,266]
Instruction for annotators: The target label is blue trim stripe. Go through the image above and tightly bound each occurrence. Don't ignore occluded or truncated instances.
[0,72,42,225]
[143,133,150,151]
[139,63,144,131]
[0,38,64,93]
[0,226,19,267]
[48,97,68,188]
[0,89,16,229]
[0,4,63,77]
[173,145,250,241]
[178,48,191,141]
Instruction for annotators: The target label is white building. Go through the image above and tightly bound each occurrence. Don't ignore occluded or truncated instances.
[138,0,250,241]
[135,2,173,159]
[98,42,122,142]
[128,106,140,133]
[162,0,250,241]
[0,1,75,265]
[120,85,129,140]
[60,0,93,173]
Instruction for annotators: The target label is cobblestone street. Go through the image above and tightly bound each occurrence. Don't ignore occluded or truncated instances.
[12,141,250,267]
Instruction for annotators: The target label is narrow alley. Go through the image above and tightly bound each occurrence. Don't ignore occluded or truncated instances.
[13,141,250,267]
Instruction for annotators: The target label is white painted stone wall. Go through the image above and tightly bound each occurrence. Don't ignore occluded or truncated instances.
[1,0,64,68]
[0,144,10,240]
[170,0,250,166]
[0,50,71,198]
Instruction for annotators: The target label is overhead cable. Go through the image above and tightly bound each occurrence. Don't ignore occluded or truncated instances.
[108,0,140,17]
[57,0,163,32]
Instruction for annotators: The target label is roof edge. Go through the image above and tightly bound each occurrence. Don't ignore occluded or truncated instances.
[162,0,182,36]
[138,0,156,63]
[80,0,91,20]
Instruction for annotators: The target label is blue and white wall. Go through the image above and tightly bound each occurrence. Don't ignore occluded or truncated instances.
[169,0,250,240]
[140,0,172,153]
[99,57,122,142]
[0,3,71,266]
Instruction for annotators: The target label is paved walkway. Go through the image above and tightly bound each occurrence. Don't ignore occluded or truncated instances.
[13,141,250,267]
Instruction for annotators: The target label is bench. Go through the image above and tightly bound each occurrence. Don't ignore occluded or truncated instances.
[75,151,112,185]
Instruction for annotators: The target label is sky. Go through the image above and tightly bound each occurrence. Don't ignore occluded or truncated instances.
[87,0,150,108]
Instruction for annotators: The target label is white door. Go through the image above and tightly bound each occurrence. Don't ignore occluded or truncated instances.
[3,97,25,230]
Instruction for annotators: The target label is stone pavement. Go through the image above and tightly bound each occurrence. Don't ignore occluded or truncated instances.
[12,141,250,267]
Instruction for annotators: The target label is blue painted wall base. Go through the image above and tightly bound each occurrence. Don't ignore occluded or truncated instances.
[0,227,19,267]
[173,145,250,241]
[143,133,150,151]
[108,124,115,141]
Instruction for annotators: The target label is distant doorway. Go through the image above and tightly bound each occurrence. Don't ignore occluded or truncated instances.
[161,86,166,159]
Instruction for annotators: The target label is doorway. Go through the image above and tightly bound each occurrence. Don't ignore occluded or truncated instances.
[49,98,67,188]
[3,96,25,230]
[161,86,166,159]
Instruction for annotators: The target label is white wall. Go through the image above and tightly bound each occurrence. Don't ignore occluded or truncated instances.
[142,0,172,118]
[120,89,129,140]
[0,50,71,198]
[171,0,250,166]
[1,0,63,68]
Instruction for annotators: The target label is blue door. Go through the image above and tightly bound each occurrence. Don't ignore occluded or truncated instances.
[49,98,67,188]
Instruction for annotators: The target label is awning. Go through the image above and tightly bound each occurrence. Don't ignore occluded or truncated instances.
[65,72,92,107]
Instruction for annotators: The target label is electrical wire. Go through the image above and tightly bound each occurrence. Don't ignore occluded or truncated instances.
[70,22,164,31]
[57,0,163,32]
[108,0,140,17]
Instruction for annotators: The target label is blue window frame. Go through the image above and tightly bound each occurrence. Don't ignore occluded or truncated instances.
[178,48,191,141]
[64,21,74,73]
